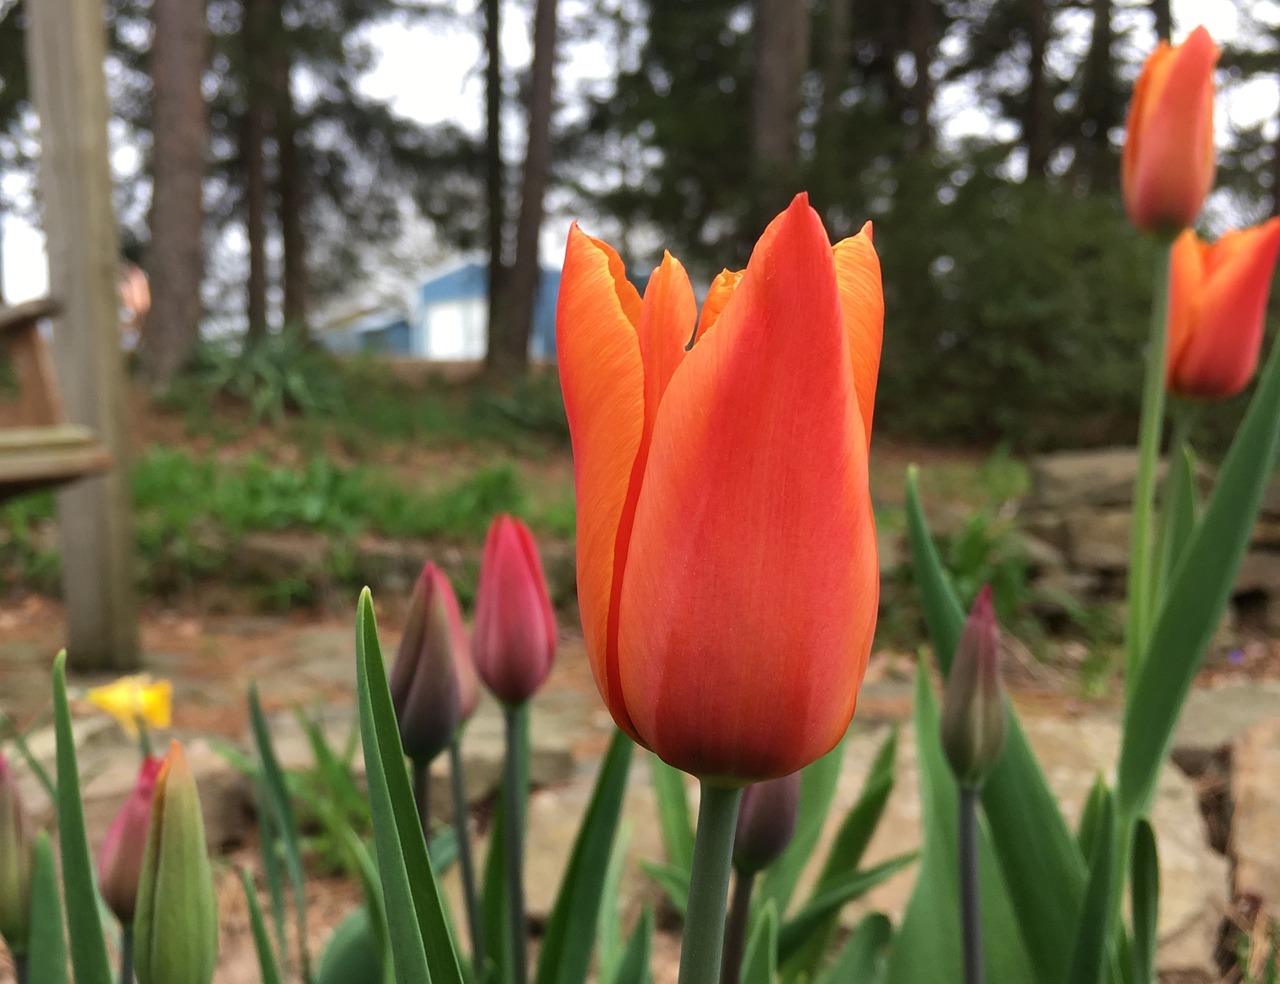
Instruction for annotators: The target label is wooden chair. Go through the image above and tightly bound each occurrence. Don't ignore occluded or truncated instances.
[0,298,112,502]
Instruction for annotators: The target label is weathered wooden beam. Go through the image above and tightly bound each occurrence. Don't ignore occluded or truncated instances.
[25,0,140,670]
[0,426,113,503]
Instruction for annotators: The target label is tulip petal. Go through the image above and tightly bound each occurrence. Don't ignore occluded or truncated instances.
[833,222,884,447]
[695,269,744,341]
[557,227,646,733]
[616,195,879,782]
[1165,229,1205,386]
[638,252,698,434]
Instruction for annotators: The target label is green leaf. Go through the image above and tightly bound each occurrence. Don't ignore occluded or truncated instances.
[481,706,531,984]
[535,730,634,984]
[596,821,633,984]
[782,727,899,980]
[740,899,779,984]
[317,907,386,984]
[51,651,113,984]
[758,741,844,916]
[609,910,653,984]
[814,912,891,984]
[1120,337,1280,819]
[639,860,691,916]
[26,833,67,984]
[243,868,285,984]
[776,852,917,964]
[649,754,694,873]
[1154,443,1199,605]
[356,589,464,984]
[884,663,1036,984]
[905,470,1086,981]
[1130,820,1160,984]
[1076,774,1110,862]
[1066,785,1116,984]
[250,683,311,981]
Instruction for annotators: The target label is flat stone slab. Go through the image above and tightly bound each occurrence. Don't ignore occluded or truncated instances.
[1231,716,1280,904]
[1173,681,1280,760]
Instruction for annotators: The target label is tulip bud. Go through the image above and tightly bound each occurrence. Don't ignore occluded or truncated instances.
[0,754,33,954]
[389,563,478,763]
[134,742,218,984]
[98,755,163,924]
[732,772,801,875]
[1122,26,1218,235]
[473,515,557,706]
[940,587,1007,789]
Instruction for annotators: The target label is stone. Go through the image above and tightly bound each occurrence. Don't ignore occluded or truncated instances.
[1230,717,1280,904]
[1020,532,1067,575]
[1064,509,1131,572]
[1029,449,1143,510]
[237,531,331,583]
[1173,682,1280,763]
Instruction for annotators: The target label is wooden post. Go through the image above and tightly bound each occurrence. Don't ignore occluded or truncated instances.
[25,0,140,670]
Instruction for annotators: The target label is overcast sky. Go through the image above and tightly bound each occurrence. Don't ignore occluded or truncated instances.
[1,0,1264,307]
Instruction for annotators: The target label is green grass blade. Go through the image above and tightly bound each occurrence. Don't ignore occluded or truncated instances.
[356,589,461,984]
[0,713,57,804]
[27,832,68,984]
[740,899,779,984]
[1066,786,1116,984]
[51,650,113,984]
[1130,820,1160,984]
[535,730,634,984]
[776,852,917,964]
[1119,337,1280,819]
[649,754,694,873]
[905,469,1086,980]
[609,909,653,984]
[758,741,844,916]
[813,912,892,984]
[243,868,285,984]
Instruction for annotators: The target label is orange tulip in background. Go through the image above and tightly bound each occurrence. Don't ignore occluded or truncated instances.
[1166,219,1280,400]
[557,194,882,784]
[1122,25,1218,234]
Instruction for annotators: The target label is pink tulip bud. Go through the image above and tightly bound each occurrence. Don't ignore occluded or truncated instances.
[388,563,478,763]
[732,771,801,875]
[0,754,33,954]
[472,515,557,705]
[98,754,163,924]
[940,587,1008,789]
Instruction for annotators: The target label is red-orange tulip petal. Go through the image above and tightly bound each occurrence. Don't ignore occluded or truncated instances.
[1167,219,1280,399]
[615,196,879,782]
[1122,26,1218,234]
[833,222,883,447]
[695,269,744,341]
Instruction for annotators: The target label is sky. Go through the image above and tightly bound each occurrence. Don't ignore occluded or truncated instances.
[1,0,1266,308]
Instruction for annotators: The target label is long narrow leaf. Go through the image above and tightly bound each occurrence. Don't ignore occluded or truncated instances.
[596,821,633,984]
[27,832,68,984]
[758,741,844,915]
[1120,336,1280,818]
[1066,787,1116,984]
[356,589,463,984]
[1130,820,1160,984]
[649,754,694,873]
[639,860,690,916]
[906,469,1086,980]
[609,910,653,984]
[1154,443,1199,606]
[740,899,779,984]
[51,650,113,984]
[814,912,892,984]
[244,868,285,984]
[256,771,291,965]
[535,730,634,984]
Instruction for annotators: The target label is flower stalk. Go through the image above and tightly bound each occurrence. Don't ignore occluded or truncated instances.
[720,870,755,984]
[449,736,485,970]
[677,783,744,984]
[958,786,984,984]
[502,704,529,984]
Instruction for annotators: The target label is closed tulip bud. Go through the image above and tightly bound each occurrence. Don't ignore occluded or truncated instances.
[97,754,163,924]
[1122,26,1218,234]
[1166,220,1280,400]
[0,754,32,954]
[472,515,557,706]
[940,588,1007,789]
[134,742,218,984]
[732,772,801,875]
[389,563,478,763]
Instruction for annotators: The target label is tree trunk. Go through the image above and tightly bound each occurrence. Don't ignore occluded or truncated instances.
[751,0,810,220]
[1150,0,1171,42]
[270,10,307,338]
[1076,0,1116,190]
[140,0,207,385]
[491,0,559,378]
[1024,0,1052,177]
[483,0,508,369]
[905,0,937,153]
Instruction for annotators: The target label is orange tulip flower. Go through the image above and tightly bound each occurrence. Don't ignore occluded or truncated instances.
[1122,26,1218,234]
[1166,219,1280,400]
[557,194,882,783]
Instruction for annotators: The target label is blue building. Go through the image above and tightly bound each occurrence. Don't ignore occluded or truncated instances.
[319,262,561,361]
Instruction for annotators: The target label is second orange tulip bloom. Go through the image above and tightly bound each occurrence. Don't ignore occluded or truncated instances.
[557,194,882,784]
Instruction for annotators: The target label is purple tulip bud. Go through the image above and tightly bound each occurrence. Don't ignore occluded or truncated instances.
[940,586,1007,789]
[732,771,801,875]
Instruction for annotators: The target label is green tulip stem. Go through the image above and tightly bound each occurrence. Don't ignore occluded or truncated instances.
[677,782,745,984]
[119,922,134,984]
[135,719,152,760]
[1125,240,1175,686]
[412,757,431,840]
[502,705,529,984]
[13,953,28,984]
[449,736,486,970]
[1153,401,1197,603]
[719,869,755,984]
[958,785,985,984]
